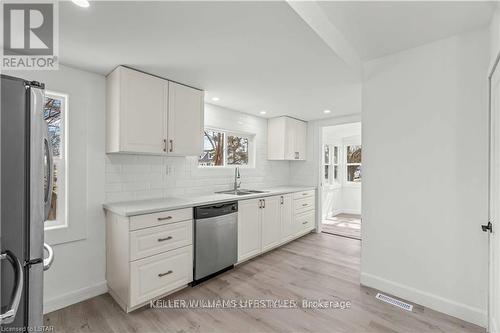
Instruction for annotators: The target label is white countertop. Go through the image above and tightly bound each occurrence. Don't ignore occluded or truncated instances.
[103,186,316,217]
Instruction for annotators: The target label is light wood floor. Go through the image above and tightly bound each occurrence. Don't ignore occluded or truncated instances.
[322,214,361,240]
[44,233,484,333]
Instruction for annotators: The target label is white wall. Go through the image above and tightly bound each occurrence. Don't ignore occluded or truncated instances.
[105,104,290,202]
[361,28,489,326]
[4,65,107,313]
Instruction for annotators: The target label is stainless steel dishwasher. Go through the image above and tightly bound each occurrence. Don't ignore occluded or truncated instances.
[193,202,238,285]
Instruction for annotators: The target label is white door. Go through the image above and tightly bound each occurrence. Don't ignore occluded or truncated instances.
[261,196,282,251]
[167,82,204,156]
[280,194,294,241]
[120,67,166,154]
[237,199,262,262]
[489,62,500,331]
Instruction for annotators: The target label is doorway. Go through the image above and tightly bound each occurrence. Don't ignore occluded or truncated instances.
[320,122,361,240]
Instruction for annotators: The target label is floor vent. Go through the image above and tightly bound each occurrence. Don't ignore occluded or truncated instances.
[375,293,413,312]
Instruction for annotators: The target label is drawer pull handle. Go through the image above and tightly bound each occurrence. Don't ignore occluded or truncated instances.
[302,193,307,196]
[158,270,173,277]
[302,221,308,225]
[157,216,172,221]
[302,203,308,206]
[158,236,172,242]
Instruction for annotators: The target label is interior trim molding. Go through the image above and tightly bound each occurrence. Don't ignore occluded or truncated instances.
[360,272,486,327]
[43,281,108,314]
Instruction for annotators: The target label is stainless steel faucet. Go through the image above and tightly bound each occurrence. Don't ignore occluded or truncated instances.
[234,167,241,191]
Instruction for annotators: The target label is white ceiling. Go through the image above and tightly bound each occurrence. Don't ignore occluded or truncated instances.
[58,1,361,121]
[316,1,495,61]
[58,1,495,121]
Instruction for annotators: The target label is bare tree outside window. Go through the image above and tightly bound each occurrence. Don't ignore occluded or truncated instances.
[346,145,362,182]
[43,94,64,221]
[200,130,224,166]
[199,128,253,167]
[227,135,248,165]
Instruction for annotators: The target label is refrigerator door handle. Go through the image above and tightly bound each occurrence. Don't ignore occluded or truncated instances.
[43,243,54,271]
[0,250,24,324]
[43,136,54,221]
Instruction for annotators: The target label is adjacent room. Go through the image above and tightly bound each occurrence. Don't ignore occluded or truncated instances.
[321,122,362,240]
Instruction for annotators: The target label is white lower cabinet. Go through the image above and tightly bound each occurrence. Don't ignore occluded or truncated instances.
[106,208,193,312]
[261,196,282,252]
[130,246,192,307]
[238,191,315,264]
[238,199,262,262]
[280,194,294,241]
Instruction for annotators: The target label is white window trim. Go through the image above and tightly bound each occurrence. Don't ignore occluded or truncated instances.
[198,127,256,168]
[43,90,87,246]
[343,137,362,187]
[44,91,68,231]
[322,144,341,189]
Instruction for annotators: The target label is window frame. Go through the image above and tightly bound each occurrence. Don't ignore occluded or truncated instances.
[198,127,255,168]
[322,144,341,188]
[44,91,68,231]
[343,141,362,186]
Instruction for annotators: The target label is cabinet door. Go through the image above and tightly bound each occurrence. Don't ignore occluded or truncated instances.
[295,210,315,236]
[295,120,307,160]
[261,196,282,252]
[119,67,167,154]
[280,194,294,241]
[167,82,204,156]
[284,118,296,160]
[238,199,261,262]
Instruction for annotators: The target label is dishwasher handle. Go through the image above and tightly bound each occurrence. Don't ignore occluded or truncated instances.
[194,202,238,219]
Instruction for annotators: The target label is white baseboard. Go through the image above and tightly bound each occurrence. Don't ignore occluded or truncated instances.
[360,272,486,327]
[491,316,499,333]
[43,281,108,314]
[340,209,361,215]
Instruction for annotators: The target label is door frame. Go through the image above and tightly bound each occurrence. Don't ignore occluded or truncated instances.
[313,117,361,235]
[488,50,500,333]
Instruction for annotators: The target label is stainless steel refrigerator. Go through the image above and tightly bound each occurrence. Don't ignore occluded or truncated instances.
[0,75,55,329]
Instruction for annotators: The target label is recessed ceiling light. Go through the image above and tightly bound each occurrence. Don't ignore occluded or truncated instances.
[323,109,331,114]
[211,97,220,102]
[260,110,267,115]
[72,0,90,8]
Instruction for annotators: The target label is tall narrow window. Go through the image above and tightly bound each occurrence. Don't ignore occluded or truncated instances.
[323,145,340,185]
[346,145,362,183]
[44,92,67,229]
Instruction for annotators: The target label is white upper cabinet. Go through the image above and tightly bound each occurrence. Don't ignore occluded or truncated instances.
[267,116,307,160]
[167,82,204,156]
[106,66,204,156]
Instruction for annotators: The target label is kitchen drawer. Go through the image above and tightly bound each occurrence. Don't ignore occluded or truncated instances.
[293,190,315,200]
[294,196,315,213]
[130,220,193,261]
[129,208,192,231]
[295,210,315,233]
[130,245,193,307]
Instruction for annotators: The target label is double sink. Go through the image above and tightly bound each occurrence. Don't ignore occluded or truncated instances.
[215,189,269,196]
